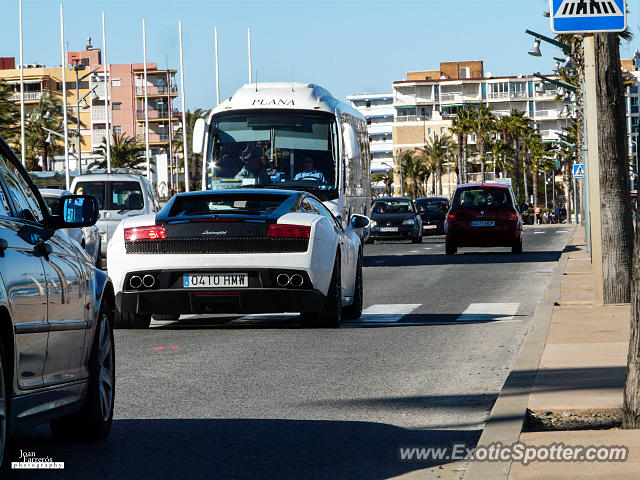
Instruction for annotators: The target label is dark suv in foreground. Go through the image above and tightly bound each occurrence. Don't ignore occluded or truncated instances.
[0,136,115,469]
[369,197,422,243]
[444,184,523,254]
[415,196,450,235]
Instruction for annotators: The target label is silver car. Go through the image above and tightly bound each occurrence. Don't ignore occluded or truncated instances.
[0,136,115,468]
[40,189,102,268]
[70,173,161,259]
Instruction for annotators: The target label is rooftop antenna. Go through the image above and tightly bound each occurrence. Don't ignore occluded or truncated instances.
[291,65,294,92]
[255,70,258,92]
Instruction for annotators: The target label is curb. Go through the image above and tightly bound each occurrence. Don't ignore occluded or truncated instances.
[463,226,577,480]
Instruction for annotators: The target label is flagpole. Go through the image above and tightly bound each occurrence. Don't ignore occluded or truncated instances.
[102,12,112,173]
[19,0,26,166]
[248,28,252,84]
[215,26,220,105]
[143,19,151,180]
[179,21,190,192]
[60,3,70,188]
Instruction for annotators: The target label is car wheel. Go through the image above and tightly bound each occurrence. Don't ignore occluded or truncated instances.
[512,238,523,254]
[445,241,457,255]
[301,253,342,328]
[0,338,8,471]
[50,298,115,441]
[342,254,363,320]
[114,310,151,329]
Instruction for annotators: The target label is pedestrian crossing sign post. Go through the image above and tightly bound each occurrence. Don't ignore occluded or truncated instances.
[573,163,585,178]
[550,0,626,33]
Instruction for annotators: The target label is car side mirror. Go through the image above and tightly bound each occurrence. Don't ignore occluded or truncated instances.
[192,118,207,155]
[350,214,370,230]
[54,195,99,229]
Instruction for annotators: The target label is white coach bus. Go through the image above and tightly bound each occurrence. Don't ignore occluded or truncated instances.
[192,82,371,226]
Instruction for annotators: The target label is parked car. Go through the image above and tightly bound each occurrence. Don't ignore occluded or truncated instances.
[40,189,102,268]
[108,189,368,328]
[444,183,523,254]
[71,173,161,259]
[415,196,450,235]
[368,197,422,243]
[0,136,115,469]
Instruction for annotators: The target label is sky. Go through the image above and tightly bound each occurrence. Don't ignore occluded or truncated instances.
[2,0,639,111]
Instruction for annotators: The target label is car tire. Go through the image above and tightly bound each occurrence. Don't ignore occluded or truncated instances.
[412,231,423,244]
[302,253,342,328]
[0,337,9,471]
[114,310,151,329]
[342,254,363,320]
[445,241,457,255]
[50,298,115,442]
[512,238,523,254]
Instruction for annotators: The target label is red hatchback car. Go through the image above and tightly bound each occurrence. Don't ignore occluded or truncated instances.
[444,183,523,254]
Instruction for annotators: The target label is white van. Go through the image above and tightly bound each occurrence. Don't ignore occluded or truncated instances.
[71,173,160,257]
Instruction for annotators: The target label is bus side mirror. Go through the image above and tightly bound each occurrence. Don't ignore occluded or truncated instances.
[192,118,206,155]
[342,124,359,161]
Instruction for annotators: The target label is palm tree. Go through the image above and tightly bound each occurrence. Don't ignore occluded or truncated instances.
[450,109,474,184]
[524,132,552,222]
[0,80,19,146]
[23,93,71,171]
[468,105,496,182]
[173,108,208,190]
[371,169,394,196]
[420,133,455,195]
[89,133,146,170]
[400,150,429,199]
[495,111,530,200]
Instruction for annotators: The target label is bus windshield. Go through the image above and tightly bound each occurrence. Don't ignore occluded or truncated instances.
[204,111,339,199]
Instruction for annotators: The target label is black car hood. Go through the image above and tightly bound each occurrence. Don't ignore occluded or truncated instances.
[371,212,415,225]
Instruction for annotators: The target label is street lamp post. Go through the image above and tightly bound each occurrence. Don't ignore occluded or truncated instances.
[70,59,100,175]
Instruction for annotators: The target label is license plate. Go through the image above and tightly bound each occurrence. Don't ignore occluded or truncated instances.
[470,221,495,227]
[423,225,437,229]
[183,273,248,288]
[380,227,398,232]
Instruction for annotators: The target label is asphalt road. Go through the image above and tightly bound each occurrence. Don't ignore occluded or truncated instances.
[9,224,572,480]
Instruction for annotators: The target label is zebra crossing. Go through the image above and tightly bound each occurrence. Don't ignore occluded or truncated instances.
[555,0,623,18]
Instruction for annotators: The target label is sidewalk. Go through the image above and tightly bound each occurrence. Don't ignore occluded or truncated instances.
[508,226,640,479]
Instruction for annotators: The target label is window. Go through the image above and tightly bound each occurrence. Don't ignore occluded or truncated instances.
[113,102,122,110]
[112,78,121,87]
[366,101,371,108]
[111,181,144,211]
[366,118,371,126]
[113,126,122,134]
[74,181,106,209]
[441,127,446,135]
[170,193,287,217]
[307,197,341,230]
[0,151,44,222]
[453,187,512,209]
[460,67,471,79]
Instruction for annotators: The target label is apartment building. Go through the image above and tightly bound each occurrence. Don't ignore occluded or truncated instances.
[622,52,640,190]
[1,38,179,193]
[346,93,394,172]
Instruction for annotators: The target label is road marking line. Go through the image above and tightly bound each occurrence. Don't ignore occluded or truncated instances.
[556,230,568,233]
[358,304,421,323]
[456,303,520,323]
[534,231,544,234]
[409,250,419,253]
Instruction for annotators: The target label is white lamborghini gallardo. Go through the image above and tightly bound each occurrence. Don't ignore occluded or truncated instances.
[107,189,369,328]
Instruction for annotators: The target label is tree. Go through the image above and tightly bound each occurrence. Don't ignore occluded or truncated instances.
[173,108,208,190]
[525,132,553,222]
[371,170,394,197]
[400,150,429,199]
[468,105,497,182]
[89,133,146,170]
[450,109,474,184]
[0,80,19,146]
[420,133,455,196]
[23,93,65,171]
[495,111,530,200]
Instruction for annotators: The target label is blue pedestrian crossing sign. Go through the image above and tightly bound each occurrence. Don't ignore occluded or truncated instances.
[550,0,626,33]
[573,164,585,178]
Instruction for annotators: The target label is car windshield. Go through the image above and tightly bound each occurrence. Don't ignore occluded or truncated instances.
[372,200,413,214]
[453,188,512,209]
[416,199,448,212]
[43,196,60,214]
[205,111,338,198]
[169,194,288,217]
[112,182,144,211]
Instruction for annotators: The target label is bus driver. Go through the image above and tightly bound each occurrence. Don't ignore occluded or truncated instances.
[294,156,326,183]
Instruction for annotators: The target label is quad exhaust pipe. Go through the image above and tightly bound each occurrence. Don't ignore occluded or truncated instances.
[142,275,156,288]
[276,273,290,287]
[129,275,142,289]
[290,274,304,288]
[129,274,156,289]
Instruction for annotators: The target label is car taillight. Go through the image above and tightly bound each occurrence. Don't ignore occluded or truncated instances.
[124,225,166,241]
[508,213,517,221]
[266,224,311,239]
[447,214,456,221]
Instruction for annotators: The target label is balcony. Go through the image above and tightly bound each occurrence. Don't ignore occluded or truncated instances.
[137,133,170,144]
[487,92,510,100]
[92,129,107,147]
[136,109,179,120]
[395,115,430,123]
[9,91,44,102]
[534,109,559,119]
[136,85,178,96]
[92,109,108,123]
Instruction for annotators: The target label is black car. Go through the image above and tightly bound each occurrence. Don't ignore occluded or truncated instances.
[368,197,422,243]
[0,136,115,468]
[415,196,450,235]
